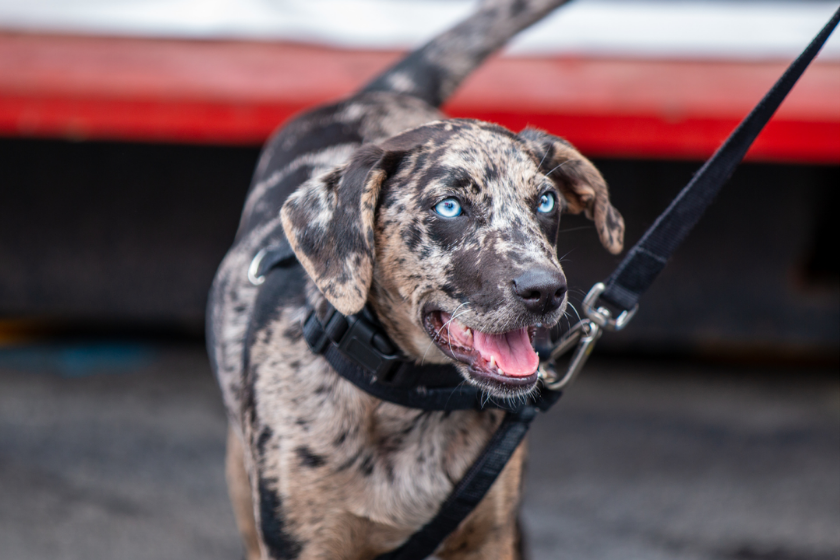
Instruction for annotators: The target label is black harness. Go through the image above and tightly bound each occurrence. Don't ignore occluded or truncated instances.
[249,9,839,558]
[251,239,562,560]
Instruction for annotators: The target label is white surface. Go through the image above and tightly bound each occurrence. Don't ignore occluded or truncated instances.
[0,0,838,60]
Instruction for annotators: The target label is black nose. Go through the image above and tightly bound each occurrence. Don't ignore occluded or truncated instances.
[512,269,567,314]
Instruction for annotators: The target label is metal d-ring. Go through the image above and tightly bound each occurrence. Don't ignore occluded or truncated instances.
[582,282,638,331]
[248,248,269,286]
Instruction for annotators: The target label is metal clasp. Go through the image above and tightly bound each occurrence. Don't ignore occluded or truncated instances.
[248,248,269,286]
[539,282,639,391]
[581,282,638,331]
[540,318,602,391]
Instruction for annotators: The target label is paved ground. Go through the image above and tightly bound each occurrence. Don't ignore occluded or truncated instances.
[0,343,837,560]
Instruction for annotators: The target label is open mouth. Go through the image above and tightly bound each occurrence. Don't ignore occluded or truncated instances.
[423,310,540,393]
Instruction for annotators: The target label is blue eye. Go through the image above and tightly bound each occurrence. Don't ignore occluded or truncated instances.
[434,197,462,218]
[537,192,556,214]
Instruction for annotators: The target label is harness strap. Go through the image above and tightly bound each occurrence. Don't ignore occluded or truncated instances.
[600,5,840,312]
[251,243,563,413]
[296,296,559,559]
[252,243,560,558]
[374,406,537,560]
[302,304,462,389]
[322,344,487,409]
[302,303,561,412]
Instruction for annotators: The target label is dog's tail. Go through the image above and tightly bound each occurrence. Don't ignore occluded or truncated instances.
[362,0,570,108]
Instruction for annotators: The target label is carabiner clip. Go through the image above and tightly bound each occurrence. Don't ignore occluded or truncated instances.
[540,319,602,391]
[539,282,639,391]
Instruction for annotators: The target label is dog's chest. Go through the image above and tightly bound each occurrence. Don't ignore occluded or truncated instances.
[246,301,502,532]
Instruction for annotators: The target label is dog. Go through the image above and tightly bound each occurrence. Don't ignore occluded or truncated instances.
[207,1,624,558]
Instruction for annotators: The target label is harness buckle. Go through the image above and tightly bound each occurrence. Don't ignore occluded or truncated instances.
[336,314,403,380]
[304,306,403,381]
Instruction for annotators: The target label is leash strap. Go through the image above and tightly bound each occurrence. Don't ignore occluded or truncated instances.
[600,6,840,312]
[374,406,537,560]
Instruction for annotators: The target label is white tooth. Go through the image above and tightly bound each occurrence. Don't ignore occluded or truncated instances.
[465,328,472,339]
[489,356,497,369]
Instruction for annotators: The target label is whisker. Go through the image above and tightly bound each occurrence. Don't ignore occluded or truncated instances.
[450,307,471,325]
[567,302,581,323]
[420,339,436,366]
[422,302,471,365]
[437,303,470,339]
[544,159,573,178]
[557,226,595,234]
[444,304,472,355]
[538,146,550,169]
[443,378,471,410]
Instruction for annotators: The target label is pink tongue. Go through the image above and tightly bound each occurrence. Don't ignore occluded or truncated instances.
[472,328,539,377]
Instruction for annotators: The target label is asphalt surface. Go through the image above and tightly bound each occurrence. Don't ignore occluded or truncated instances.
[1,344,837,560]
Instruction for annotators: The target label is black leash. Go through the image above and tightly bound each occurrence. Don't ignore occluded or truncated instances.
[599,6,840,313]
[248,9,839,557]
[542,5,840,392]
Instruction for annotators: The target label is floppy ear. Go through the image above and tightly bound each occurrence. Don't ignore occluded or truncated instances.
[280,144,400,315]
[519,128,624,254]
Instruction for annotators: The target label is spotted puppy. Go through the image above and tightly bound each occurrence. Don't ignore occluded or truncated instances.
[207,1,624,558]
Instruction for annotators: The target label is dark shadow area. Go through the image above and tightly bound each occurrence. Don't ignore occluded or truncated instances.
[0,137,259,324]
[2,137,837,358]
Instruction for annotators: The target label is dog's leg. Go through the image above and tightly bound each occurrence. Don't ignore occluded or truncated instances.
[513,515,528,560]
[226,426,262,560]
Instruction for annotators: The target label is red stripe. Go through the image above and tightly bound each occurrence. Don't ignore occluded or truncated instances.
[450,111,840,163]
[1,33,838,162]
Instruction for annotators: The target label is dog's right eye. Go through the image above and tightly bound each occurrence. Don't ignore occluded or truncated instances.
[434,198,462,218]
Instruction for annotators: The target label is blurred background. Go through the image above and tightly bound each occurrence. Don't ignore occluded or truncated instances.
[1,1,838,559]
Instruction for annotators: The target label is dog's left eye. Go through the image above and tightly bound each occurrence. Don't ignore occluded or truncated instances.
[434,198,462,218]
[537,193,556,214]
